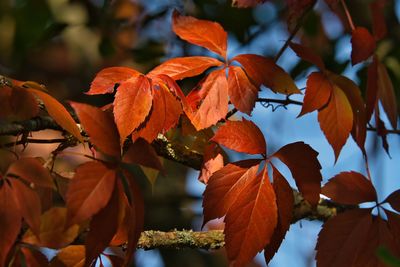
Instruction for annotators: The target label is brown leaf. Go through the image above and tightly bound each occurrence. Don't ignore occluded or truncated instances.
[0,183,21,267]
[233,54,300,94]
[123,138,164,173]
[384,189,400,213]
[289,42,326,71]
[377,60,398,129]
[228,66,259,115]
[88,67,140,95]
[66,161,116,227]
[211,119,266,155]
[224,166,277,266]
[148,56,223,80]
[27,88,83,142]
[113,75,153,143]
[272,142,322,207]
[19,247,49,267]
[322,171,377,205]
[370,0,387,41]
[70,102,121,158]
[50,245,85,267]
[351,27,376,65]
[172,10,227,59]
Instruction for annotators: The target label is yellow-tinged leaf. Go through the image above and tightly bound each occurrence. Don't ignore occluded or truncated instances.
[50,245,85,267]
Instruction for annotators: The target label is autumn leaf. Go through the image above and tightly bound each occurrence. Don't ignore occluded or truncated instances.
[351,27,376,65]
[232,54,300,94]
[370,0,387,41]
[224,166,277,266]
[198,143,224,184]
[172,10,227,59]
[23,207,79,249]
[322,171,377,205]
[377,60,398,129]
[272,142,322,207]
[148,56,223,80]
[0,183,21,267]
[71,102,121,158]
[289,42,326,71]
[18,247,49,267]
[123,138,164,173]
[384,190,400,213]
[50,245,85,267]
[227,66,259,115]
[27,88,83,142]
[66,161,116,227]
[318,86,353,160]
[231,0,268,8]
[211,119,266,155]
[0,86,39,121]
[88,67,140,95]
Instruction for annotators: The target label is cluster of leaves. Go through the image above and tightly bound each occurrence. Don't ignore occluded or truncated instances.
[0,0,399,266]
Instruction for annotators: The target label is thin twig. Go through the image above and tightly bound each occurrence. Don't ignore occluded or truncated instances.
[0,138,68,148]
[340,0,355,31]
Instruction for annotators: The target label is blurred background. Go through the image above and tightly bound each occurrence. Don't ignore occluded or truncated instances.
[0,0,400,266]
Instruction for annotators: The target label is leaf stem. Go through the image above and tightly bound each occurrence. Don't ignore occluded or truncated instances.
[340,0,355,31]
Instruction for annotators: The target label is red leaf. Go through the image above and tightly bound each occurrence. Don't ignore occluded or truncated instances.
[316,209,373,267]
[228,66,259,115]
[377,60,398,129]
[88,67,140,95]
[272,142,322,207]
[202,161,261,225]
[50,245,85,267]
[27,88,83,142]
[10,179,41,236]
[148,56,223,80]
[318,86,353,160]
[19,247,49,267]
[172,11,227,59]
[198,143,224,184]
[232,54,300,94]
[7,157,55,189]
[0,183,21,267]
[351,27,376,65]
[113,75,153,143]
[322,171,377,205]
[84,185,119,267]
[384,190,400,212]
[70,102,121,158]
[0,86,39,121]
[299,72,333,116]
[211,119,266,155]
[386,210,400,250]
[123,138,164,173]
[289,42,325,71]
[224,166,277,266]
[66,161,116,227]
[370,0,387,41]
[231,0,267,7]
[367,56,379,122]
[186,69,229,130]
[264,165,294,264]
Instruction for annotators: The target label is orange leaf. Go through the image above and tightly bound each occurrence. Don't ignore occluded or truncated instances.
[7,157,55,189]
[264,165,294,264]
[66,162,116,227]
[123,138,164,173]
[224,166,277,266]
[148,56,223,80]
[10,179,41,236]
[322,171,377,205]
[272,142,322,207]
[202,161,261,225]
[289,42,326,71]
[318,86,353,160]
[351,27,376,65]
[50,245,85,267]
[384,190,400,213]
[232,54,300,94]
[211,119,266,155]
[377,60,398,129]
[84,185,119,267]
[23,207,79,249]
[228,66,259,115]
[88,67,140,95]
[0,86,39,121]
[198,143,224,184]
[299,72,333,117]
[70,102,121,158]
[186,69,229,130]
[113,75,153,143]
[0,183,21,267]
[27,88,83,142]
[172,10,227,59]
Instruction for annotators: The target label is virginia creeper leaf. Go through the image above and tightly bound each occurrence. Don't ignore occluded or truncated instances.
[50,245,85,267]
[224,166,277,267]
[370,0,387,41]
[172,10,227,59]
[211,118,266,155]
[198,143,224,184]
[384,190,400,213]
[322,171,377,205]
[233,54,300,94]
[0,86,39,121]
[123,138,164,173]
[66,161,116,227]
[367,56,379,122]
[289,42,326,71]
[231,0,268,7]
[377,60,398,129]
[70,102,121,158]
[148,56,223,80]
[88,67,140,95]
[272,142,322,207]
[228,66,259,115]
[113,75,153,143]
[27,88,83,142]
[318,86,353,160]
[19,247,49,267]
[351,27,376,65]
